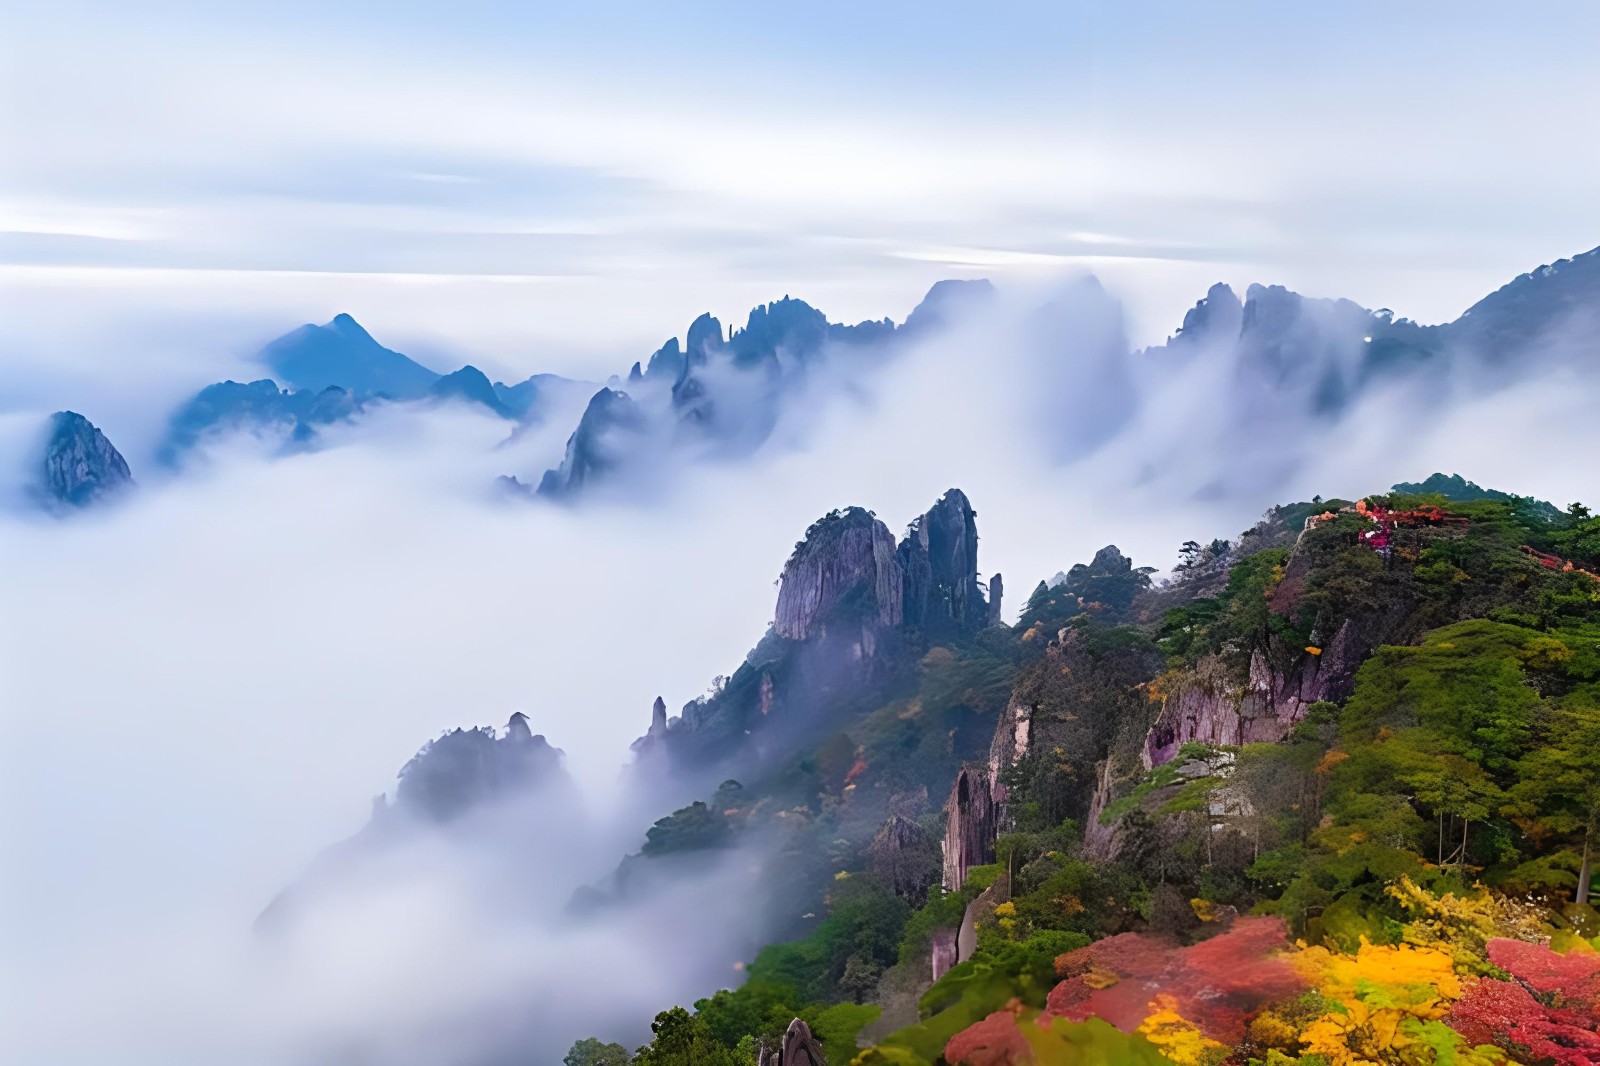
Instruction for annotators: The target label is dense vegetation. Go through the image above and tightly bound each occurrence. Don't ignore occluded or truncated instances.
[575,479,1600,1065]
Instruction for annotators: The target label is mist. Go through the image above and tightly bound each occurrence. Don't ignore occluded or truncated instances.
[4,266,1598,1064]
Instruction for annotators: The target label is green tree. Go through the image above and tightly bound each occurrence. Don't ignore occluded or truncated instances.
[839,953,882,1004]
[1507,703,1600,903]
[565,1036,632,1066]
[633,1007,741,1066]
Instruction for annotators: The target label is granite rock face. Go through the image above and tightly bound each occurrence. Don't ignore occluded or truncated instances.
[38,411,133,509]
[1169,282,1245,354]
[537,388,648,498]
[1139,532,1388,769]
[899,488,989,635]
[630,696,671,761]
[774,507,904,640]
[758,1018,828,1066]
[941,766,1002,891]
[628,490,990,784]
[986,573,1004,627]
[644,337,685,382]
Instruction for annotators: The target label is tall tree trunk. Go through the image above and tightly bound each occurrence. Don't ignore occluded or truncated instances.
[1460,817,1469,868]
[1578,826,1593,906]
[1438,811,1444,865]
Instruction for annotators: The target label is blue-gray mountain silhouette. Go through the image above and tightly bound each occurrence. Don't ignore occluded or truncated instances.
[262,312,440,398]
[37,411,133,509]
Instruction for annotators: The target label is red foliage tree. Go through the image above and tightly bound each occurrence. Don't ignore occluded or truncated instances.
[1445,977,1600,1066]
[1040,917,1304,1043]
[945,1007,1033,1066]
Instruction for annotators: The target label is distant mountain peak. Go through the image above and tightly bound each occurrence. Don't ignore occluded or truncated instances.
[429,364,514,419]
[260,315,439,398]
[902,278,995,334]
[37,411,134,510]
[327,312,374,341]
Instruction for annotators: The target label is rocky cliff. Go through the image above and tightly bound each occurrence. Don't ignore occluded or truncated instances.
[37,411,134,509]
[1140,622,1359,768]
[941,766,1001,891]
[537,388,648,498]
[899,488,990,636]
[629,490,989,782]
[774,507,904,640]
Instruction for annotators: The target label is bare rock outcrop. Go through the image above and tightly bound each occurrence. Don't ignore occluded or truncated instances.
[1140,619,1362,768]
[774,507,903,640]
[986,573,1004,626]
[759,1019,827,1066]
[630,697,671,761]
[537,388,648,498]
[942,766,1001,890]
[37,411,133,510]
[899,488,990,634]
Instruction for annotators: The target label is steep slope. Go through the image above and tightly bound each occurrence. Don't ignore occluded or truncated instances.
[36,410,134,509]
[609,478,1600,1066]
[1449,244,1600,366]
[537,387,650,499]
[427,364,515,419]
[492,372,598,422]
[631,490,999,783]
[260,312,441,397]
[533,283,990,497]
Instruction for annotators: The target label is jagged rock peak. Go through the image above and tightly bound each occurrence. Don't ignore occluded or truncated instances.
[38,411,134,510]
[987,573,1005,627]
[684,313,725,368]
[645,337,684,381]
[429,365,515,418]
[537,387,646,498]
[902,279,996,334]
[774,506,904,640]
[1089,545,1131,573]
[1172,282,1243,346]
[328,311,374,341]
[506,711,533,741]
[899,488,988,633]
[630,696,672,761]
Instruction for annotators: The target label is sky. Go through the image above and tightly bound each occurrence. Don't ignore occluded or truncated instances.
[4,1,1600,387]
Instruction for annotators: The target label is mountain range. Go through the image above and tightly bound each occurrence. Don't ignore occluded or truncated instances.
[28,245,1600,513]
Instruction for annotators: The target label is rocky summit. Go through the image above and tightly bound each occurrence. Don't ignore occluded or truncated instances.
[37,411,133,510]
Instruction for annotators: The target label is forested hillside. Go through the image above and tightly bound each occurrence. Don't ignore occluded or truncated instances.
[588,478,1600,1066]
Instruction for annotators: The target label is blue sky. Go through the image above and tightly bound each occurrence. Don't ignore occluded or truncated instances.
[3,1,1599,375]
